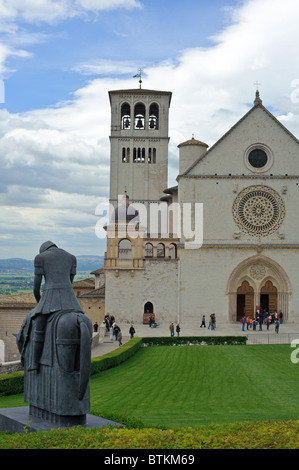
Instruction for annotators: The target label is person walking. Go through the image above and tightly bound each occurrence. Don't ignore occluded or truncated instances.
[169,322,174,337]
[114,324,120,341]
[200,315,206,328]
[117,328,123,346]
[275,319,280,334]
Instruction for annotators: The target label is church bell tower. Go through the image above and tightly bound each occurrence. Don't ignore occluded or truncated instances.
[108,87,172,215]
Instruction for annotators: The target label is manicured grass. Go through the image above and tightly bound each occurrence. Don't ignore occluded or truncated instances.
[1,344,299,428]
[88,344,299,427]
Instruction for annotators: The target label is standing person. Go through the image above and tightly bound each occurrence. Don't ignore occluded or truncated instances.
[241,315,246,331]
[246,316,250,330]
[110,322,114,341]
[266,315,270,330]
[208,314,213,330]
[212,314,216,329]
[117,328,123,346]
[275,319,280,334]
[93,321,98,333]
[169,322,174,337]
[279,310,283,324]
[258,314,263,331]
[129,324,135,338]
[176,323,181,336]
[104,314,110,332]
[200,315,206,328]
[114,324,120,341]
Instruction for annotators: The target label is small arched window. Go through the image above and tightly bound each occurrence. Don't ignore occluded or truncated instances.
[121,148,130,163]
[118,239,132,259]
[145,243,153,258]
[157,243,165,258]
[169,243,177,259]
[121,102,131,129]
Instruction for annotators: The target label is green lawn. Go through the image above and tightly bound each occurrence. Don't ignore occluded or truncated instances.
[1,344,299,428]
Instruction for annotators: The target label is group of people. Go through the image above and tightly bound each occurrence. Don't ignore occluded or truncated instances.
[169,322,181,336]
[241,310,283,333]
[94,313,137,346]
[103,313,123,346]
[198,313,217,330]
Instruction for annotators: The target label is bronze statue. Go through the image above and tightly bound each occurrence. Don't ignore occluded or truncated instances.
[16,241,92,425]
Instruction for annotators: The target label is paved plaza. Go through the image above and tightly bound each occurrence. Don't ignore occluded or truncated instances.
[91,318,299,358]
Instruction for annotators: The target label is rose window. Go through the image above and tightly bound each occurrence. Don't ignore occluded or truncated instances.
[233,185,285,237]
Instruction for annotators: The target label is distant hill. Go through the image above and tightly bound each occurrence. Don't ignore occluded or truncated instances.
[0,256,104,273]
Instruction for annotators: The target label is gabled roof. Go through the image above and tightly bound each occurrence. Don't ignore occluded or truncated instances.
[72,278,95,288]
[183,93,299,176]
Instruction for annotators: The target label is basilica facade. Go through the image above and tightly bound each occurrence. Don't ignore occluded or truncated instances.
[104,87,299,325]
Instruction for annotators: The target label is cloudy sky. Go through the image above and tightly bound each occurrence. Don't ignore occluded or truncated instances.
[0,0,299,260]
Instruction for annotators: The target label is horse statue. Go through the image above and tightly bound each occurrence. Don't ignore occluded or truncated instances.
[16,242,93,426]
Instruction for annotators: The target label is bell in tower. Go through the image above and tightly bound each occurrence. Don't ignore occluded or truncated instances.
[136,116,144,129]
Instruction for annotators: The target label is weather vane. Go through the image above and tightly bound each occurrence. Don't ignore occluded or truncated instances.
[133,68,143,89]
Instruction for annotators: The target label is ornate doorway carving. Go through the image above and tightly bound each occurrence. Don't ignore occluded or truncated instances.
[227,255,291,322]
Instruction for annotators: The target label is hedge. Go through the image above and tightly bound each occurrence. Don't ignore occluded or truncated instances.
[90,337,143,375]
[142,335,247,347]
[0,335,246,397]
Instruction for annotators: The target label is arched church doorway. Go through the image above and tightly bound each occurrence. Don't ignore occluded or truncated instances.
[227,255,291,322]
[260,280,277,314]
[143,301,155,324]
[237,280,254,320]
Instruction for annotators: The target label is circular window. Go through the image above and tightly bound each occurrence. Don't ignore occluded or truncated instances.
[244,144,273,173]
[248,149,268,168]
[232,185,285,237]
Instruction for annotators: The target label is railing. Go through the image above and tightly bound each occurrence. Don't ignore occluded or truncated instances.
[246,333,299,345]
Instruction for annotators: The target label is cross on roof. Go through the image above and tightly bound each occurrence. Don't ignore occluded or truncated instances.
[254,80,261,91]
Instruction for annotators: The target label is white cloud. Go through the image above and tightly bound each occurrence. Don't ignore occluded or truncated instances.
[0,0,142,24]
[1,0,299,257]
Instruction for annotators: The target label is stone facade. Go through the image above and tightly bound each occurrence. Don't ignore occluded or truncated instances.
[104,88,299,325]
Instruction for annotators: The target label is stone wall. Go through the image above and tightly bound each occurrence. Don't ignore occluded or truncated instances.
[105,259,178,324]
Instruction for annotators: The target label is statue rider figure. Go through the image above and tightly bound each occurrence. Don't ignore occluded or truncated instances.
[24,241,84,371]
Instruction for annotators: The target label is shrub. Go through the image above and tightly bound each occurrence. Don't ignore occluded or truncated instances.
[142,336,246,347]
[90,337,143,375]
[0,371,24,398]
